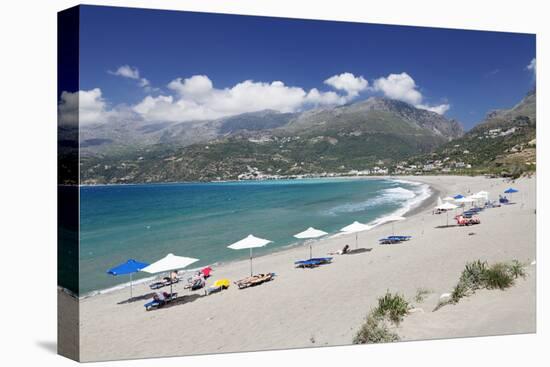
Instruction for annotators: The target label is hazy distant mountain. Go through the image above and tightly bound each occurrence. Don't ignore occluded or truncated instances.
[79,96,465,183]
[80,97,462,156]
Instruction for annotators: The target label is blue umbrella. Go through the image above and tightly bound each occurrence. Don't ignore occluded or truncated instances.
[453,194,465,199]
[107,259,149,298]
[504,188,519,203]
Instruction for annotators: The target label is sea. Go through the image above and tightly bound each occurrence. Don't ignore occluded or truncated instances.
[78,178,431,296]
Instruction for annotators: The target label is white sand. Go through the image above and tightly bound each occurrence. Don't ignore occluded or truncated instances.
[73,175,536,362]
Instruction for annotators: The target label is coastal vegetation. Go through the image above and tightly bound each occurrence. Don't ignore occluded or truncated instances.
[434,259,527,311]
[353,291,409,344]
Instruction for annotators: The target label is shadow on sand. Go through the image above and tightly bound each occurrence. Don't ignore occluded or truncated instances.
[117,292,157,305]
[148,293,204,311]
[346,248,372,255]
[434,224,458,229]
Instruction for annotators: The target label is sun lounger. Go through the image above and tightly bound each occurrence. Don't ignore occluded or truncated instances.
[144,292,178,311]
[378,237,401,244]
[149,278,179,290]
[455,215,480,226]
[234,273,275,289]
[206,279,230,295]
[294,257,333,268]
[388,235,411,241]
[295,259,321,268]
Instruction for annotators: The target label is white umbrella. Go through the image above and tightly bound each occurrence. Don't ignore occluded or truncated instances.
[435,202,458,227]
[340,221,371,249]
[455,197,475,204]
[142,253,199,296]
[293,227,328,259]
[228,234,272,276]
[383,215,406,236]
[455,196,476,212]
[442,196,455,201]
[476,191,489,198]
[436,202,458,210]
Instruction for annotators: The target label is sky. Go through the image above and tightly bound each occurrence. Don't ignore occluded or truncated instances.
[64,5,536,130]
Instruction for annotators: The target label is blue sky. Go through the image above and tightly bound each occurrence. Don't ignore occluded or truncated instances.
[75,5,536,129]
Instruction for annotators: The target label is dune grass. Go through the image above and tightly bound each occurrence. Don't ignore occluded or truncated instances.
[435,259,526,311]
[373,291,410,324]
[354,291,409,344]
[353,313,399,344]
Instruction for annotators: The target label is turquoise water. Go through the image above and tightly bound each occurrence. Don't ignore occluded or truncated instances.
[79,178,430,295]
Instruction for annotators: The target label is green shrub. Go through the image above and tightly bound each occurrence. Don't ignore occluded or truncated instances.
[459,260,488,290]
[450,282,469,303]
[507,260,526,279]
[374,291,409,324]
[482,263,515,290]
[434,259,526,311]
[353,314,399,344]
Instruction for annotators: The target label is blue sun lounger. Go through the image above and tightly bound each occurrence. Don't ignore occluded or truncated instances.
[388,235,411,241]
[144,292,178,311]
[294,257,333,268]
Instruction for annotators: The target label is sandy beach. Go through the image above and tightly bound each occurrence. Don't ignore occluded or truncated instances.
[67,175,536,362]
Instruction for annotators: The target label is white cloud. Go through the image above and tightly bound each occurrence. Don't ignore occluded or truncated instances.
[133,75,352,122]
[416,103,450,115]
[324,72,368,97]
[58,88,109,126]
[110,64,151,90]
[58,88,137,126]
[373,72,449,115]
[110,65,140,79]
[373,72,422,105]
[66,71,452,124]
[527,58,536,74]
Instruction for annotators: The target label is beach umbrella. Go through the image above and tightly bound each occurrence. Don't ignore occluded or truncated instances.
[107,259,149,299]
[293,227,328,259]
[442,196,455,201]
[504,188,518,202]
[228,234,272,276]
[477,191,490,198]
[435,202,458,226]
[470,193,485,203]
[340,221,371,249]
[141,254,199,296]
[453,194,465,199]
[383,215,406,235]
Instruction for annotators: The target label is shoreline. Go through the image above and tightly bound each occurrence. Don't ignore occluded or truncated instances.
[73,176,438,299]
[74,174,536,361]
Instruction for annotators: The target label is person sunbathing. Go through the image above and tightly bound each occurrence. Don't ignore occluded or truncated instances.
[329,244,350,255]
[153,292,166,303]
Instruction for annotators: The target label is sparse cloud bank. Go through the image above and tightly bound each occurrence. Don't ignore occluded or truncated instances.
[61,70,451,125]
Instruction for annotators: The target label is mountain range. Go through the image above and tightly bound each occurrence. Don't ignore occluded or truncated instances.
[77,91,535,184]
[419,89,536,177]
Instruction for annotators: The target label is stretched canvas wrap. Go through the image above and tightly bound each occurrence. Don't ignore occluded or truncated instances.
[58,5,537,362]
